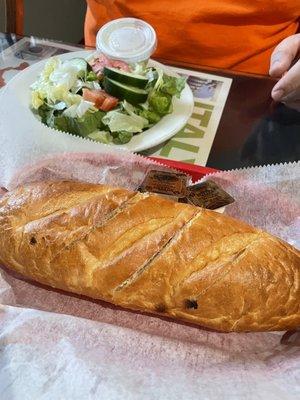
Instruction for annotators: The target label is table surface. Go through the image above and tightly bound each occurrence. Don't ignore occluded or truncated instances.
[1,32,299,171]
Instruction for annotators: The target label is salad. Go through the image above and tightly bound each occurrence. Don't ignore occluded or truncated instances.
[30,53,186,144]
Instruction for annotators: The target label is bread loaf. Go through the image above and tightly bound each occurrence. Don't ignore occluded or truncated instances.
[0,180,299,332]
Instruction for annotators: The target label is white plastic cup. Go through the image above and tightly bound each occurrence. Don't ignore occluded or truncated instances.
[96,17,157,64]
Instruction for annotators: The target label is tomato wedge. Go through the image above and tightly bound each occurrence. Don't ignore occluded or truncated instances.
[82,88,119,111]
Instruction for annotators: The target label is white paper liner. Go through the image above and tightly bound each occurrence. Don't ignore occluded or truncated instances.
[6,151,177,191]
[198,162,300,248]
[0,154,299,399]
[1,303,299,400]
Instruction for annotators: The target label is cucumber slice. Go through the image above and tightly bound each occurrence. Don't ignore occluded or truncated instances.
[103,77,148,105]
[66,58,92,78]
[103,66,148,89]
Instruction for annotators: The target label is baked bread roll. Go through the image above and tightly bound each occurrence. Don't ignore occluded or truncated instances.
[0,180,299,332]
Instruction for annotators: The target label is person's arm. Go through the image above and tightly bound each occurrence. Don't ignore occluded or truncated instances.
[269,33,300,110]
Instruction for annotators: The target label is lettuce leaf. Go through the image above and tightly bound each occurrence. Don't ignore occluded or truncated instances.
[148,90,172,116]
[102,111,146,133]
[160,75,186,98]
[138,109,161,124]
[31,83,83,109]
[87,130,112,144]
[153,67,164,91]
[30,57,95,109]
[112,131,133,144]
[53,110,105,137]
[122,100,148,122]
[37,104,52,124]
[152,67,186,98]
[41,57,60,81]
[145,68,159,87]
[31,91,44,109]
[86,71,98,81]
[63,99,95,118]
[102,103,148,133]
[147,72,185,116]
[147,68,186,116]
[87,129,133,145]
[49,63,78,90]
[70,78,101,94]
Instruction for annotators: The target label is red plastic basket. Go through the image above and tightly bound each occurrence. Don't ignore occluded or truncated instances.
[147,157,219,183]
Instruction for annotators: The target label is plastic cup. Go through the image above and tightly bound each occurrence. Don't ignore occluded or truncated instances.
[96,17,157,65]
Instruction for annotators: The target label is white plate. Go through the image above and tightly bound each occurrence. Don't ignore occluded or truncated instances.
[1,50,194,152]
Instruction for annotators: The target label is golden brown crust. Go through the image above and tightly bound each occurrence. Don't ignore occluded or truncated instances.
[0,180,299,332]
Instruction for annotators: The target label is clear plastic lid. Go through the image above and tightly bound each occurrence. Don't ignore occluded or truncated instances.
[96,18,157,64]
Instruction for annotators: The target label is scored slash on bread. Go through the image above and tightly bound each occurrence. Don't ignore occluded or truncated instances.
[0,180,299,332]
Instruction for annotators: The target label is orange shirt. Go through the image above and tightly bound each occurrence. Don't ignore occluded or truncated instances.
[85,0,299,74]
